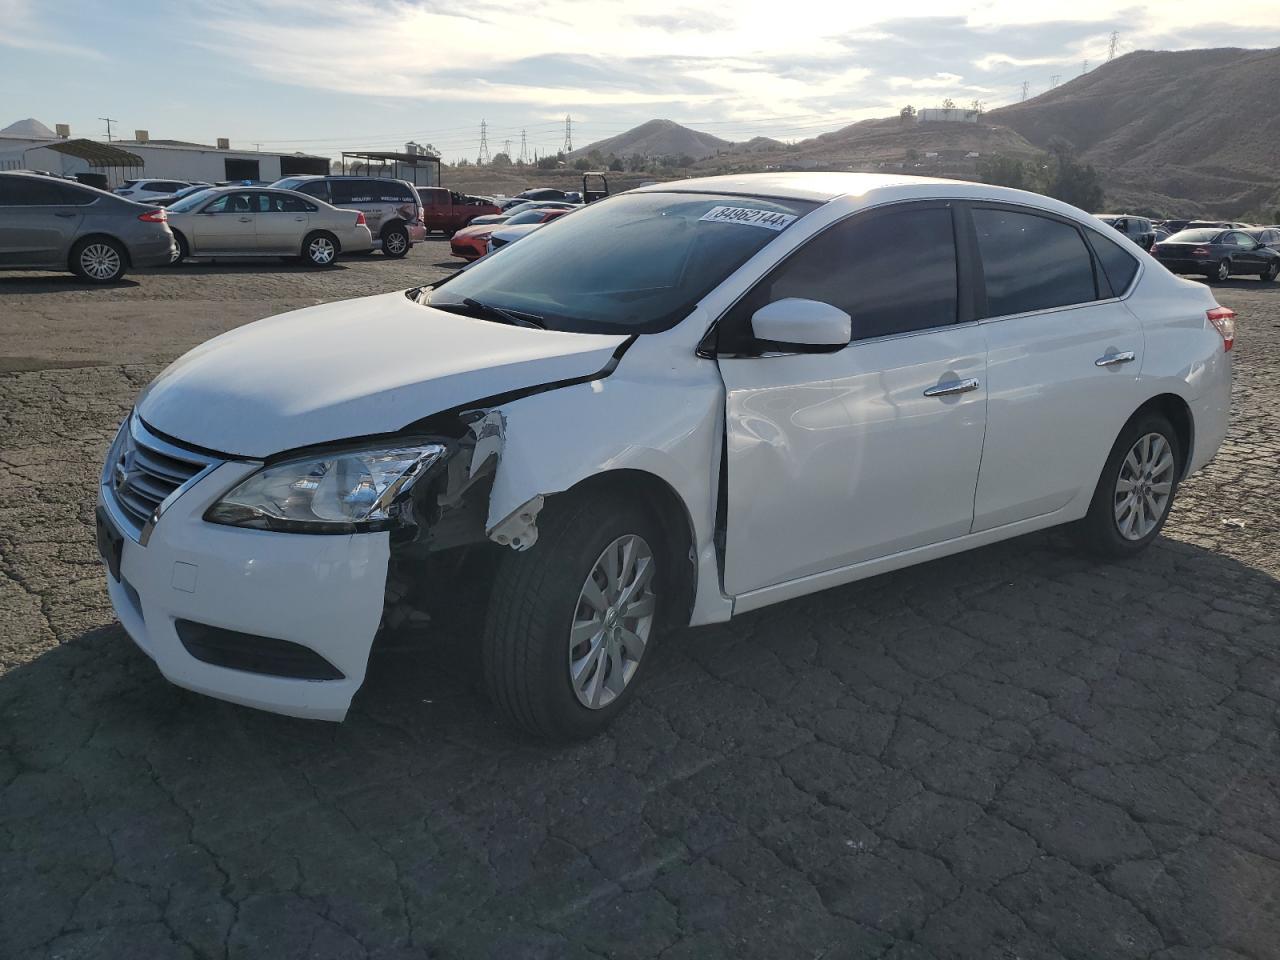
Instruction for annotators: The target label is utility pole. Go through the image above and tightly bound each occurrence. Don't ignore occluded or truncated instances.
[477,119,491,166]
[99,117,116,142]
[562,115,573,154]
[519,129,528,165]
[1108,31,1119,61]
[1050,74,1061,88]
[1020,80,1030,101]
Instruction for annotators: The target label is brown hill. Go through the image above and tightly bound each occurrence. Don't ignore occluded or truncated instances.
[989,47,1280,217]
[570,119,732,161]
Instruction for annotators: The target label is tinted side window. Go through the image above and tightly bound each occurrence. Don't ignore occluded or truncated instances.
[973,208,1097,317]
[732,204,958,344]
[1086,229,1139,295]
[296,180,329,201]
[1228,233,1253,248]
[330,180,372,204]
[379,180,415,203]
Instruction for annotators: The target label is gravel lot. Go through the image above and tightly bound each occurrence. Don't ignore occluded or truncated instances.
[2,243,1278,959]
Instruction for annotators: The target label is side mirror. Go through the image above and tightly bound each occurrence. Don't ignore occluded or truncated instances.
[750,298,852,351]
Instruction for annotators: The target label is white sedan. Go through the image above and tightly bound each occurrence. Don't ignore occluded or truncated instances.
[97,173,1233,739]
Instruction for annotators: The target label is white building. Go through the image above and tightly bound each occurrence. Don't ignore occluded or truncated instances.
[918,108,979,124]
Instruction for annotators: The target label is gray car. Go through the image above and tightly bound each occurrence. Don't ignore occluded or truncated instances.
[164,187,374,267]
[0,171,176,283]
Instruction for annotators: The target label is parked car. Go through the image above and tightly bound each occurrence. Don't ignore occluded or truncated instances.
[1186,220,1252,230]
[0,170,175,282]
[151,184,217,207]
[450,207,570,260]
[114,179,194,203]
[1097,214,1155,250]
[486,208,572,253]
[1242,226,1280,251]
[164,186,372,266]
[468,200,577,227]
[497,196,530,211]
[271,176,426,257]
[97,173,1233,739]
[417,187,501,235]
[517,187,571,202]
[1158,219,1190,234]
[1151,227,1280,281]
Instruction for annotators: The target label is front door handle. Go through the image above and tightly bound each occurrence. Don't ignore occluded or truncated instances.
[238,216,252,223]
[54,211,77,218]
[923,377,980,398]
[1095,350,1136,367]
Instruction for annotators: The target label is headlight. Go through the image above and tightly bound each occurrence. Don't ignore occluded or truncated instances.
[206,443,447,532]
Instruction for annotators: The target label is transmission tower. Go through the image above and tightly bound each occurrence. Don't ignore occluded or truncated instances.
[519,129,529,165]
[1081,59,1089,75]
[562,115,573,154]
[1020,80,1030,101]
[1050,74,1061,89]
[1108,31,1119,61]
[502,138,512,159]
[477,119,491,165]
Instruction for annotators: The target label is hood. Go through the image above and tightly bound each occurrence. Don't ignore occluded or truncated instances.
[137,291,627,458]
[456,222,499,236]
[493,224,542,241]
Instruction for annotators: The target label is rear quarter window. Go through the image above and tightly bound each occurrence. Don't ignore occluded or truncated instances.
[1086,229,1140,295]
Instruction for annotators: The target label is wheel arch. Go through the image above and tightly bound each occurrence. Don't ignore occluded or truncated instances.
[1127,393,1194,481]
[302,229,341,255]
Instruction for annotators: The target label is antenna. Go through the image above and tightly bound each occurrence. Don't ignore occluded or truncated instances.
[519,129,528,165]
[562,115,573,154]
[1108,31,1119,61]
[1020,80,1030,101]
[99,117,116,142]
[1050,74,1061,88]
[477,119,491,165]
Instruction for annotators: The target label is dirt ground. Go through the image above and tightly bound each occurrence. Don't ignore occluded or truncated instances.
[1,244,1278,959]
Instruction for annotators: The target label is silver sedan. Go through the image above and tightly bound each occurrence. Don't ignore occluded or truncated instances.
[164,187,373,266]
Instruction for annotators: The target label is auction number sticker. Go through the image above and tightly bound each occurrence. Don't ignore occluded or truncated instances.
[699,206,797,231]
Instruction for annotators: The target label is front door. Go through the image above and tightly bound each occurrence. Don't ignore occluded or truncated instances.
[717,202,989,597]
[254,192,310,254]
[967,205,1148,531]
[191,191,257,254]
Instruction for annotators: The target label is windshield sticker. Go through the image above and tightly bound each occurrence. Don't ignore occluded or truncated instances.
[699,206,797,231]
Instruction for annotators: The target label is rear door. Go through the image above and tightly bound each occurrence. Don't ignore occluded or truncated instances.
[718,201,989,596]
[0,178,86,267]
[968,205,1147,531]
[190,191,257,254]
[254,191,309,253]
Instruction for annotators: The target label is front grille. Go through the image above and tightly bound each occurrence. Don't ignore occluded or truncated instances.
[105,416,218,539]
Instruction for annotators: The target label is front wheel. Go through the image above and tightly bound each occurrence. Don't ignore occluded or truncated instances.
[482,493,663,740]
[1076,413,1182,558]
[381,225,410,258]
[1261,261,1279,282]
[169,231,189,266]
[70,237,127,283]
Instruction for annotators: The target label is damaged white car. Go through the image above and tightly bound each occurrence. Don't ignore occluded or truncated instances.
[97,173,1233,739]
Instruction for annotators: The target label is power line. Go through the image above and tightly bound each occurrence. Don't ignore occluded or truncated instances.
[477,119,491,166]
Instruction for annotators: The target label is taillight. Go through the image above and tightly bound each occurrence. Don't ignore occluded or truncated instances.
[138,209,167,223]
[1191,246,1210,256]
[1207,306,1235,351]
[354,211,367,226]
[417,208,425,224]
[1150,244,1161,254]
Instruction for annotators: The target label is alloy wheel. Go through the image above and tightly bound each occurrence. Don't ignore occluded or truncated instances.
[1114,432,1175,541]
[309,237,335,264]
[568,534,656,710]
[80,243,121,280]
[1217,259,1231,281]
[385,232,408,255]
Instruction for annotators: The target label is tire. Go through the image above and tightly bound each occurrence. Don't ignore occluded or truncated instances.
[482,492,665,740]
[381,225,410,258]
[70,237,127,283]
[301,232,338,267]
[1213,258,1231,282]
[1076,412,1182,558]
[1261,261,1279,282]
[169,231,189,266]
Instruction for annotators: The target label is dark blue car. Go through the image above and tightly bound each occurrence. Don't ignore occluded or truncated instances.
[1152,227,1280,282]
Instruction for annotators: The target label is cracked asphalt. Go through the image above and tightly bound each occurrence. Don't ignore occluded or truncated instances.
[2,243,1278,959]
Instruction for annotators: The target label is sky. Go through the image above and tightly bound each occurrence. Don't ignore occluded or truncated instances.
[4,0,1280,164]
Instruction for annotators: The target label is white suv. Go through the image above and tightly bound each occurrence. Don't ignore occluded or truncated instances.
[114,179,196,203]
[97,173,1233,739]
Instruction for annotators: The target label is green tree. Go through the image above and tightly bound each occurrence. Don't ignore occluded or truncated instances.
[573,157,591,170]
[904,148,920,163]
[536,152,564,170]
[608,156,624,171]
[977,154,1033,190]
[491,152,512,168]
[900,105,916,123]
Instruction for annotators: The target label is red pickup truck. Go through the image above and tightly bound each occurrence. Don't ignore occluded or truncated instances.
[417,187,502,235]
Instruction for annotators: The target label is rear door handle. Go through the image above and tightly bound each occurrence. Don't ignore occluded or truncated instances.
[1095,350,1136,367]
[238,216,252,223]
[54,212,77,218]
[923,377,980,398]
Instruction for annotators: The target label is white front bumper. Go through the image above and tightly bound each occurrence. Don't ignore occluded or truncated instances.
[100,459,390,721]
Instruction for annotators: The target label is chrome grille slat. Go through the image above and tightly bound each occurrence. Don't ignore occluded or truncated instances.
[103,415,221,542]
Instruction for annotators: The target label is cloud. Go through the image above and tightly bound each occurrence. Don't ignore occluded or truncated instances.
[0,0,107,59]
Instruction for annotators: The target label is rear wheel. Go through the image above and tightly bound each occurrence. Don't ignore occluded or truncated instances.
[381,225,410,258]
[1076,413,1181,558]
[1261,261,1279,282]
[302,232,338,267]
[482,493,663,740]
[70,237,127,283]
[1213,258,1231,282]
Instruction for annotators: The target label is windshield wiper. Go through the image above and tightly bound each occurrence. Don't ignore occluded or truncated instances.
[459,297,545,329]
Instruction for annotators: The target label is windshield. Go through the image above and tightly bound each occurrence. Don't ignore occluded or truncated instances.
[506,209,554,225]
[427,191,818,334]
[1166,229,1221,243]
[167,189,217,212]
